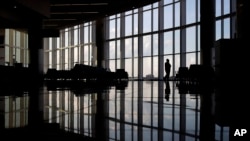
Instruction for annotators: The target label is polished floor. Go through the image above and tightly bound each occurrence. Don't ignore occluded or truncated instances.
[0,80,249,141]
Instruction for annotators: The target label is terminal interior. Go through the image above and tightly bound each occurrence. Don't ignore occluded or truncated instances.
[0,0,249,141]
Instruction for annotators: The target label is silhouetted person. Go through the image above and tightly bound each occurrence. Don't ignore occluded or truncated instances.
[165,81,170,101]
[164,59,171,81]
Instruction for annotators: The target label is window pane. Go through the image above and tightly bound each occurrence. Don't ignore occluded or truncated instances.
[216,0,221,17]
[5,29,9,44]
[109,60,116,72]
[125,58,132,78]
[117,18,121,38]
[216,20,222,40]
[134,14,138,34]
[125,38,132,58]
[57,50,60,65]
[143,35,151,56]
[109,41,116,59]
[143,10,152,33]
[153,9,158,31]
[186,26,196,52]
[153,56,158,78]
[134,37,138,57]
[74,29,78,45]
[153,34,158,55]
[16,31,20,47]
[125,15,132,36]
[74,47,78,64]
[49,52,52,65]
[117,40,120,59]
[153,2,158,8]
[223,18,230,38]
[164,31,173,54]
[175,2,180,27]
[109,19,115,39]
[186,0,196,24]
[84,26,89,43]
[143,57,151,77]
[84,45,89,64]
[164,5,173,29]
[65,48,68,70]
[117,59,120,69]
[65,31,68,47]
[56,38,60,49]
[224,0,230,15]
[198,25,200,51]
[175,30,180,53]
[186,53,196,67]
[134,58,138,78]
[175,54,180,76]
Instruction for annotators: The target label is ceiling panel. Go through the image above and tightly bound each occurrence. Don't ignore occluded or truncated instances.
[45,0,160,29]
[0,0,160,30]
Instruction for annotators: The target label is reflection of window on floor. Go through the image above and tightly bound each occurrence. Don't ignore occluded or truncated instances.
[1,95,29,128]
[43,89,96,136]
[43,81,230,140]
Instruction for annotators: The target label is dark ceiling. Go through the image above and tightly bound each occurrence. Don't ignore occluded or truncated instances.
[0,0,160,31]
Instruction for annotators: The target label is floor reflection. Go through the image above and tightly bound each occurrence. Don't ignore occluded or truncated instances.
[0,80,249,141]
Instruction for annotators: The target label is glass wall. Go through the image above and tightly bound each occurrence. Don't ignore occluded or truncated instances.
[44,22,95,72]
[104,0,236,80]
[3,29,29,67]
[43,0,236,79]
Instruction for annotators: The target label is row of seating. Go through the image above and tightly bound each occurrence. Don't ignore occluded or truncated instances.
[44,64,129,82]
[175,64,215,83]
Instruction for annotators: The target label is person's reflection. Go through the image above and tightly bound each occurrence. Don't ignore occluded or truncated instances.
[165,81,170,101]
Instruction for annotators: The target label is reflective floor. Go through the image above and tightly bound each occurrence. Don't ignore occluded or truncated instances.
[0,80,249,141]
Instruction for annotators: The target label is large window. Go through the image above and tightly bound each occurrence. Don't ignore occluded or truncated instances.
[106,0,197,79]
[3,29,29,67]
[104,0,235,80]
[44,22,95,71]
[43,0,236,80]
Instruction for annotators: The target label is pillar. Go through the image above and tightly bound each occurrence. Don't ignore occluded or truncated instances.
[237,0,249,40]
[200,0,215,66]
[96,18,105,68]
[28,18,44,84]
[27,17,44,128]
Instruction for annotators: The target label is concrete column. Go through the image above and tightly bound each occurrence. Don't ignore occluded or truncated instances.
[27,18,45,129]
[28,18,44,84]
[200,0,215,66]
[237,0,249,39]
[96,18,105,68]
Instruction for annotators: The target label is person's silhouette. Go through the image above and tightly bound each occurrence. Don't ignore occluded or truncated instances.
[164,59,171,81]
[165,81,170,101]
